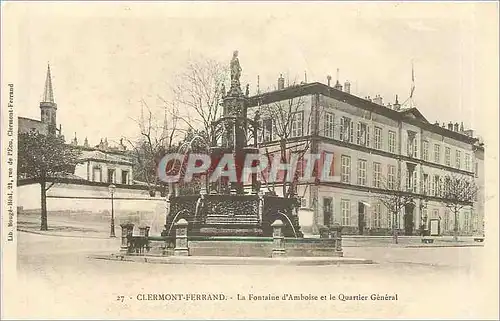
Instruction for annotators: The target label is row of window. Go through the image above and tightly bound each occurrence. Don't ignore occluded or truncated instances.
[92,167,129,185]
[422,208,476,232]
[341,155,397,189]
[340,155,475,199]
[258,112,304,142]
[422,141,472,171]
[329,198,475,231]
[258,111,475,174]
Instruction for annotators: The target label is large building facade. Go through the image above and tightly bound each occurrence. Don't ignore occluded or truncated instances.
[248,78,485,236]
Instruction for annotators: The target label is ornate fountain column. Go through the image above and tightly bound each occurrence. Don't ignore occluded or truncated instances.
[218,50,249,195]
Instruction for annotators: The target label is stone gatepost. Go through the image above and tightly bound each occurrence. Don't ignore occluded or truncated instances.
[174,219,189,256]
[271,219,286,257]
[139,226,150,237]
[120,223,134,254]
[331,223,343,252]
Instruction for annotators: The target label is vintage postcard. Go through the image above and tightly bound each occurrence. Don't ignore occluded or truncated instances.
[1,1,499,319]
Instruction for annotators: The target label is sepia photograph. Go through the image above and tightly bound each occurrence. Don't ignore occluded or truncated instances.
[1,1,499,319]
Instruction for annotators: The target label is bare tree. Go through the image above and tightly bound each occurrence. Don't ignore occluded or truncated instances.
[377,172,415,244]
[125,99,185,196]
[257,90,317,198]
[171,57,229,146]
[441,173,479,241]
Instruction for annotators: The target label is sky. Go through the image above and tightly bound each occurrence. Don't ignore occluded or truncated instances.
[3,2,498,148]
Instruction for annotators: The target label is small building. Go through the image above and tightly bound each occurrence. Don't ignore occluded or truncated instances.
[17,64,165,228]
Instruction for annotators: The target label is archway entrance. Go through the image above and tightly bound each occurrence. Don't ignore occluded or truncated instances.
[404,203,415,236]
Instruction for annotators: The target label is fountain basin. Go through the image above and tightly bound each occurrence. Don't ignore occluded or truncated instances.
[165,194,303,238]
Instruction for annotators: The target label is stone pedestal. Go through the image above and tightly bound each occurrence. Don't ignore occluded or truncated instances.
[120,223,134,254]
[330,223,343,252]
[174,219,189,256]
[139,226,150,237]
[272,219,285,257]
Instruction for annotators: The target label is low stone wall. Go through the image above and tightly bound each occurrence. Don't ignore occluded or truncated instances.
[189,238,273,257]
[120,220,344,258]
[285,238,342,257]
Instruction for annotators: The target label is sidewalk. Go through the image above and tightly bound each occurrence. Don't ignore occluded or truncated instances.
[90,253,374,266]
[17,228,111,239]
[17,217,111,239]
[342,235,485,248]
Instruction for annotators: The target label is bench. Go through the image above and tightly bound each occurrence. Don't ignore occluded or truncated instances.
[421,238,434,244]
[474,237,484,242]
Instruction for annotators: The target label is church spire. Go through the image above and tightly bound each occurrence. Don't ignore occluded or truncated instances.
[42,63,55,103]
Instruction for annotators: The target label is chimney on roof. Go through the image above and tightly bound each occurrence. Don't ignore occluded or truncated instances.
[327,75,332,87]
[434,121,439,126]
[344,81,351,94]
[373,94,383,105]
[447,122,453,131]
[334,68,342,91]
[453,122,459,132]
[460,122,464,132]
[393,95,401,111]
[277,74,285,90]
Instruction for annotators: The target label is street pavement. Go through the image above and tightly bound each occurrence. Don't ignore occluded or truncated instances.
[5,231,494,319]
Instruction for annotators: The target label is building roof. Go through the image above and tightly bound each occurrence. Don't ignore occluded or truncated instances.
[18,116,43,124]
[398,108,430,123]
[79,149,133,165]
[248,82,479,145]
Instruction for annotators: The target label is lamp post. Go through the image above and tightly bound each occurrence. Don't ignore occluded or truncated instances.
[108,184,116,238]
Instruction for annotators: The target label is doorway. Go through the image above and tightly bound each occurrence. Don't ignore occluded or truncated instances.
[358,202,366,235]
[323,197,333,227]
[404,203,415,236]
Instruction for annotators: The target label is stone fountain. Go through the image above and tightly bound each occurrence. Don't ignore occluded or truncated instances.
[112,51,351,262]
[163,50,303,238]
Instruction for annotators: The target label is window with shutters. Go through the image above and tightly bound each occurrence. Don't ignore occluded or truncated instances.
[443,209,450,232]
[434,175,441,197]
[434,144,441,163]
[373,203,382,228]
[340,116,354,143]
[463,211,470,232]
[374,126,382,150]
[387,165,396,190]
[341,199,351,226]
[388,131,396,153]
[324,112,335,138]
[290,112,303,138]
[455,150,461,169]
[422,141,429,161]
[465,154,471,171]
[373,162,381,188]
[407,131,418,158]
[357,159,367,186]
[445,147,451,166]
[341,155,351,183]
[357,122,370,147]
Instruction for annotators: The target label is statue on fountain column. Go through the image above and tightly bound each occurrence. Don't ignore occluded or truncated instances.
[230,50,242,91]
